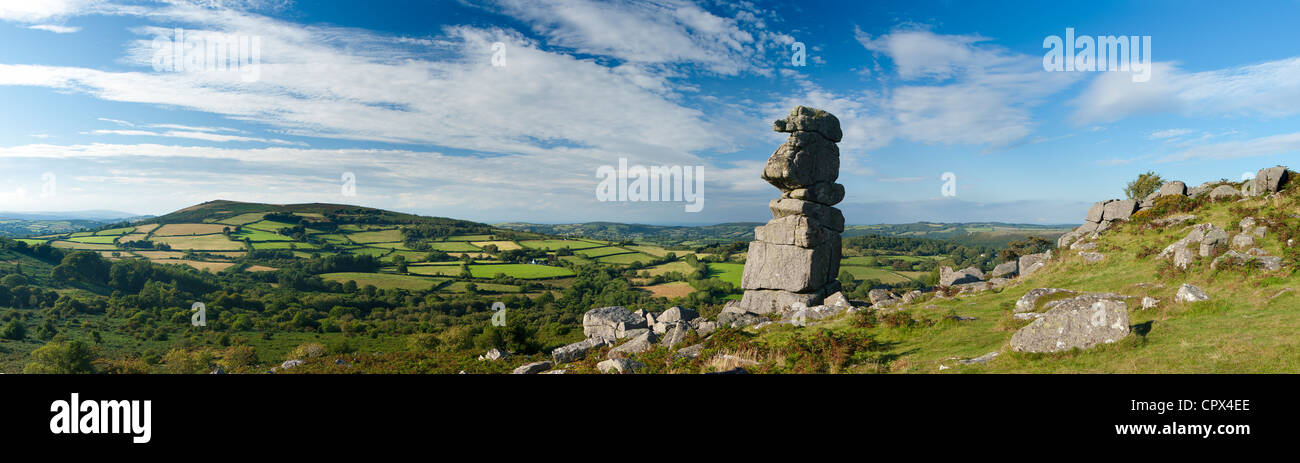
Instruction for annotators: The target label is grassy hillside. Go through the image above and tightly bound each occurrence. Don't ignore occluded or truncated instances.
[727,186,1300,373]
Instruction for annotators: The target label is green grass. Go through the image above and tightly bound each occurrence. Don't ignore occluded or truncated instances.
[839,266,915,284]
[467,263,574,279]
[67,236,120,244]
[707,262,745,287]
[348,229,405,243]
[519,239,603,250]
[244,219,300,232]
[250,241,319,250]
[14,239,48,246]
[446,234,494,241]
[320,272,447,291]
[596,252,654,265]
[576,246,632,258]
[231,228,292,242]
[94,226,135,236]
[427,241,481,252]
[217,212,267,226]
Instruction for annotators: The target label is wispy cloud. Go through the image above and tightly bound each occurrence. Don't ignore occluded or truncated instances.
[1073,58,1300,124]
[1161,132,1300,161]
[28,24,82,33]
[1149,128,1192,139]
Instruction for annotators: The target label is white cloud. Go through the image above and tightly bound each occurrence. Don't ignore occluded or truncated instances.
[1162,132,1300,161]
[483,0,784,75]
[855,28,1080,148]
[1149,128,1192,139]
[0,0,100,22]
[1072,58,1300,124]
[86,129,304,145]
[28,24,82,33]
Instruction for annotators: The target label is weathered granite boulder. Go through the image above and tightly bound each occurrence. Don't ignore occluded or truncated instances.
[1199,227,1230,256]
[773,105,843,142]
[1141,297,1159,309]
[900,290,924,304]
[753,214,836,248]
[1086,200,1111,223]
[737,281,839,314]
[823,291,851,309]
[1079,252,1105,263]
[1010,299,1130,353]
[1015,288,1077,313]
[1209,185,1240,200]
[1175,283,1209,302]
[551,338,607,364]
[991,260,1019,278]
[868,289,897,304]
[762,131,839,191]
[1158,181,1187,197]
[1231,234,1255,249]
[657,306,698,324]
[1017,251,1052,278]
[1210,250,1282,271]
[1102,199,1138,221]
[512,361,552,374]
[1189,182,1214,198]
[1250,166,1289,196]
[769,198,845,232]
[785,182,845,206]
[608,330,658,358]
[1173,246,1195,270]
[582,306,645,341]
[940,266,985,286]
[660,322,691,347]
[596,358,643,374]
[740,235,841,293]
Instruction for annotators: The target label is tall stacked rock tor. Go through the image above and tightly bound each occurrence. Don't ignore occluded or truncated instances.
[738,106,844,313]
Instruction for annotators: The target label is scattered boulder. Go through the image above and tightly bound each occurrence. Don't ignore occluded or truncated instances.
[1010,299,1130,353]
[583,306,646,341]
[718,310,766,328]
[479,348,510,361]
[512,361,552,375]
[660,322,690,348]
[900,290,924,304]
[1249,166,1289,196]
[1014,288,1077,313]
[1210,250,1282,271]
[608,330,657,358]
[1017,251,1052,278]
[1175,284,1209,302]
[656,306,698,324]
[675,343,705,359]
[1231,234,1255,249]
[1209,185,1240,201]
[280,359,304,370]
[823,291,851,309]
[940,266,985,286]
[991,260,1018,278]
[868,288,898,304]
[596,358,644,374]
[1151,214,1196,227]
[1158,181,1187,197]
[1173,246,1195,270]
[552,338,608,364]
[1102,199,1138,221]
[959,352,999,365]
[1141,297,1159,309]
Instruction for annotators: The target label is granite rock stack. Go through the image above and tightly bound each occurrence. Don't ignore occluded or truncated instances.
[737,106,844,314]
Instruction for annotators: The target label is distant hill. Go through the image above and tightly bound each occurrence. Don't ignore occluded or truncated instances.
[0,210,145,221]
[146,199,488,230]
[497,220,1073,249]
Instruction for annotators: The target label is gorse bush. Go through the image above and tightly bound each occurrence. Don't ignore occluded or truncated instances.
[1124,171,1165,200]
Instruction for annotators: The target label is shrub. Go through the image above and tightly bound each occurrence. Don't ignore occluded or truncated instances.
[0,319,25,340]
[287,342,328,360]
[1124,171,1165,200]
[24,340,96,374]
[161,348,214,374]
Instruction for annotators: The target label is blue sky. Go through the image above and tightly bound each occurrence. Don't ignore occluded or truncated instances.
[2,0,1300,225]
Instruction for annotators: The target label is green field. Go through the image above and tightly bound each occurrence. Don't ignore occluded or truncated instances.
[576,246,632,258]
[217,212,267,225]
[94,227,135,236]
[67,236,120,244]
[231,228,292,242]
[519,239,603,250]
[14,239,47,246]
[348,229,405,243]
[467,263,574,279]
[428,241,481,252]
[320,272,447,291]
[596,252,654,265]
[707,262,745,287]
[838,265,915,284]
[250,241,319,250]
[245,219,300,232]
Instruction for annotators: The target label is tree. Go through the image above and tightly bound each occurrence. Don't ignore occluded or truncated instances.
[1,273,27,288]
[1124,171,1165,200]
[1,319,25,340]
[23,339,96,374]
